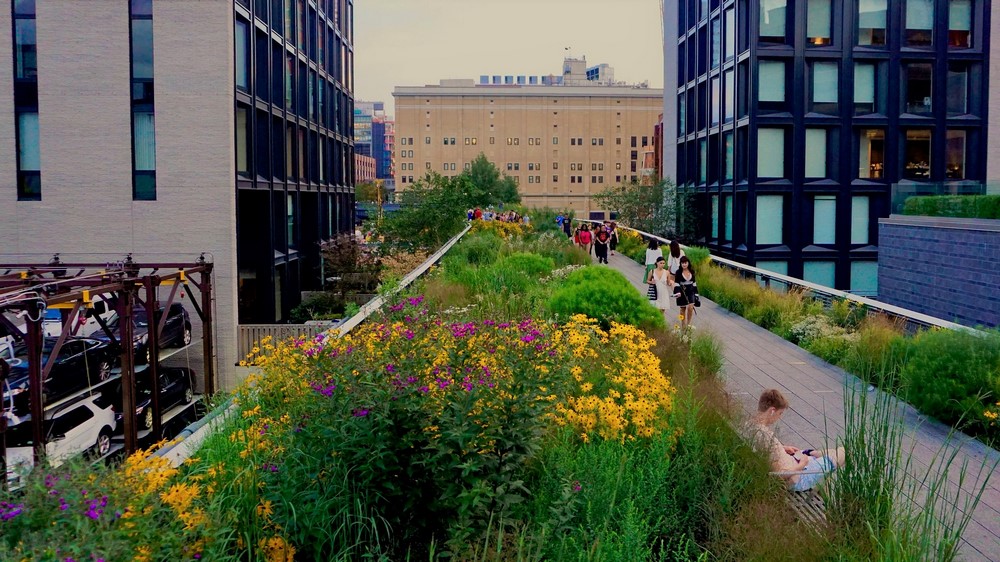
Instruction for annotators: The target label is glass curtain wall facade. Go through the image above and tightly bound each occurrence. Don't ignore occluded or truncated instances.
[12,0,40,200]
[673,0,989,293]
[235,0,355,323]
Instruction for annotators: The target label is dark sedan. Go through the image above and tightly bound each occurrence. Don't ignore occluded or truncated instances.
[3,337,116,412]
[95,303,192,365]
[113,367,195,431]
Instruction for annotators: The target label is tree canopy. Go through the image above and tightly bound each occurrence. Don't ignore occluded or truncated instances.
[376,155,521,251]
[592,178,697,241]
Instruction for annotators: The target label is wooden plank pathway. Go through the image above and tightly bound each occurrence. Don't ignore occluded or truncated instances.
[600,252,1000,561]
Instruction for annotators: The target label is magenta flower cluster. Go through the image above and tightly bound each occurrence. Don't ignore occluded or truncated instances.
[0,500,23,521]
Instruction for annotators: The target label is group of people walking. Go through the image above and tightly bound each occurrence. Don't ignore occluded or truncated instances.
[467,208,529,224]
[645,239,700,330]
[573,221,619,264]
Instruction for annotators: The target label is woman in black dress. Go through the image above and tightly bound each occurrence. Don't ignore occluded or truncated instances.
[672,256,699,330]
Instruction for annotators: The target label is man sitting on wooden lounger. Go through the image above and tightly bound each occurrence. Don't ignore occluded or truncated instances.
[751,389,846,492]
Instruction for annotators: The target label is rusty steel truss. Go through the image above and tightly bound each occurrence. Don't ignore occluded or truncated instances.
[0,255,215,475]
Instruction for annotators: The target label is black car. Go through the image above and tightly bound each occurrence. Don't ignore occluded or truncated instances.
[3,337,116,412]
[111,367,195,431]
[96,303,192,365]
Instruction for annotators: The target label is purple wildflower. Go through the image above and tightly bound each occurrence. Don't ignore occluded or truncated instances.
[352,408,370,418]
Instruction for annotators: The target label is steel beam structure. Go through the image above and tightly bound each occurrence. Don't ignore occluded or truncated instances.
[0,258,215,465]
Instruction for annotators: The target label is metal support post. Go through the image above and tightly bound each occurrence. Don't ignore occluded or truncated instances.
[200,266,215,396]
[26,313,44,464]
[118,289,138,454]
[144,278,162,439]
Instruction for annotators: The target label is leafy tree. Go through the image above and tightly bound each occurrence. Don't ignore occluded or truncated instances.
[461,154,520,207]
[593,178,697,241]
[355,181,386,203]
[377,173,468,252]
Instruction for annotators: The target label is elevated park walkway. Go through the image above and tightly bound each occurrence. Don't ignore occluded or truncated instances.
[599,250,999,561]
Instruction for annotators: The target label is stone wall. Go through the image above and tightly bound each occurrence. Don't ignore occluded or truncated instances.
[878,215,1000,328]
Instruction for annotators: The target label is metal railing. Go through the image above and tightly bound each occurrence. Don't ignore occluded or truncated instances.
[577,219,976,335]
[238,324,331,362]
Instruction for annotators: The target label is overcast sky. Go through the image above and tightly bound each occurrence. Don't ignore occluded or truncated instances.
[354,0,664,117]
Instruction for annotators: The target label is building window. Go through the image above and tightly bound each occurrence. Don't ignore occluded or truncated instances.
[756,261,788,276]
[805,129,827,178]
[711,195,720,239]
[850,262,879,294]
[803,262,836,287]
[757,128,784,178]
[759,0,788,43]
[756,195,784,245]
[711,17,722,68]
[947,63,969,115]
[945,130,967,179]
[711,76,721,125]
[724,132,734,181]
[811,62,839,113]
[236,107,250,177]
[130,0,156,200]
[807,0,832,45]
[699,139,708,183]
[759,61,786,102]
[553,175,558,182]
[904,63,933,114]
[903,129,932,179]
[724,8,736,59]
[724,70,735,122]
[465,137,471,145]
[15,112,40,200]
[13,0,40,200]
[949,0,972,48]
[813,196,837,244]
[236,19,249,91]
[858,129,885,178]
[724,195,734,241]
[854,62,876,114]
[851,196,870,244]
[905,0,934,47]
[490,137,495,144]
[425,136,431,144]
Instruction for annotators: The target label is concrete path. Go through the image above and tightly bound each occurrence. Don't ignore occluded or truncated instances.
[600,251,1000,561]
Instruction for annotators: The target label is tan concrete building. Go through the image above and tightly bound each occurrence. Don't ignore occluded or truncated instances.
[393,59,662,216]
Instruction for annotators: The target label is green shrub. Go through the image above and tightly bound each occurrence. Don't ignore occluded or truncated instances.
[804,334,854,366]
[547,267,665,330]
[684,246,711,267]
[496,252,555,277]
[290,292,345,323]
[690,332,725,377]
[902,194,1000,219]
[841,316,910,390]
[902,329,1000,429]
[446,231,502,268]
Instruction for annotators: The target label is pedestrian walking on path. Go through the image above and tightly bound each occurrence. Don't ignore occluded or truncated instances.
[672,256,700,330]
[608,222,619,255]
[644,239,662,285]
[647,257,671,315]
[578,225,593,255]
[594,226,610,264]
[666,240,685,283]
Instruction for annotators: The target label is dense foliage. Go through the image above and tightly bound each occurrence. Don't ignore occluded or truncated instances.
[902,194,1000,219]
[592,179,698,240]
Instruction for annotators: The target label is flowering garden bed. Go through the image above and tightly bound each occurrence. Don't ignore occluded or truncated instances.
[0,219,832,560]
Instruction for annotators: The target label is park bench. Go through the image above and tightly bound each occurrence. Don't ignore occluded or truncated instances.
[770,469,829,527]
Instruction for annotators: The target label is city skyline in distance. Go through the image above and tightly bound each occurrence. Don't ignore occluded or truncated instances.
[354,0,664,114]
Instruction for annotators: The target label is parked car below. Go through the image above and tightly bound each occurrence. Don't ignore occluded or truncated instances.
[3,337,116,414]
[111,366,195,431]
[4,395,117,490]
[94,303,192,365]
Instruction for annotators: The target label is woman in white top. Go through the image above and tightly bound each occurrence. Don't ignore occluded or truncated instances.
[644,239,663,284]
[646,257,671,313]
[666,240,685,283]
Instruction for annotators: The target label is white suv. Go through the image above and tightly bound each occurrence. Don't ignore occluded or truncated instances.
[4,395,117,490]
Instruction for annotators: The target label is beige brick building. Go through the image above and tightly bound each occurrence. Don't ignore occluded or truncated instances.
[393,60,662,216]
